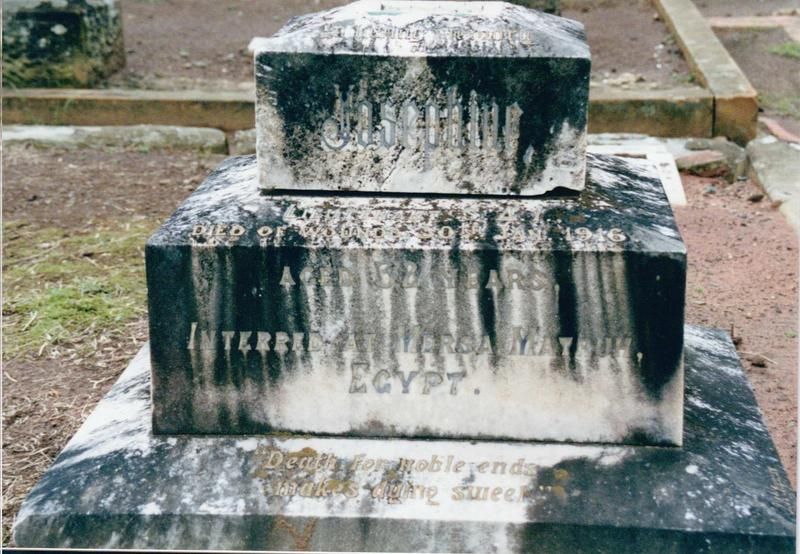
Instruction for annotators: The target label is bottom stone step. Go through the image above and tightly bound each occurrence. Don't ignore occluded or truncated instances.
[12,326,795,552]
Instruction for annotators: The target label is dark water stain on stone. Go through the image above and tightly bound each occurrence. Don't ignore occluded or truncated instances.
[477,213,500,368]
[623,252,685,399]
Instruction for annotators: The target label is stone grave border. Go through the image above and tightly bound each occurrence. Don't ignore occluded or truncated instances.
[707,15,800,44]
[2,81,713,138]
[654,0,759,144]
[1,0,759,143]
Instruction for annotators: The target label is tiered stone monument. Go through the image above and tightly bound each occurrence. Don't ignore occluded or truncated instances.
[13,2,795,551]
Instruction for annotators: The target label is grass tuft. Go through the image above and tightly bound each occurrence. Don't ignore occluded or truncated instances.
[760,93,800,119]
[768,41,800,60]
[2,218,157,359]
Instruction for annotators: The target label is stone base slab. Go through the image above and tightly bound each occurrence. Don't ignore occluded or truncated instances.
[12,326,795,552]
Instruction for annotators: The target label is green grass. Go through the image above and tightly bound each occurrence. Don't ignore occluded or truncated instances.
[2,218,157,358]
[768,42,800,60]
[760,93,800,119]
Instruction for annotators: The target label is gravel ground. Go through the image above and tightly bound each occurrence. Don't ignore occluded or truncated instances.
[108,0,689,88]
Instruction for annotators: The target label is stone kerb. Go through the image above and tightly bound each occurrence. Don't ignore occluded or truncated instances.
[654,0,759,145]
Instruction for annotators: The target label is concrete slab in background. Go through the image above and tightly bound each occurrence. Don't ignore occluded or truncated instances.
[4,124,228,153]
[747,135,800,232]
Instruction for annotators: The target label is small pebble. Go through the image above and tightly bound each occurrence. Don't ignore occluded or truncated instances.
[748,193,764,203]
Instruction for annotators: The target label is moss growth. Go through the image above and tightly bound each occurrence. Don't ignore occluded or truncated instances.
[768,42,800,60]
[2,218,157,358]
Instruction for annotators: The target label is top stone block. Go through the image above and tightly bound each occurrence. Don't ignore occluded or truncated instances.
[251,1,590,196]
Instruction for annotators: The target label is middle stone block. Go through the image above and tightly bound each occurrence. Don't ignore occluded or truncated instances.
[146,153,686,445]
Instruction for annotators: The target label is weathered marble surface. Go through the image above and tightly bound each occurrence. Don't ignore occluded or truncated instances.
[145,154,685,445]
[251,1,590,196]
[13,327,796,552]
[2,0,125,87]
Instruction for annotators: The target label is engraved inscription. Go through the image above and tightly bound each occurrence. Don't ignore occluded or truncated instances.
[318,23,539,53]
[189,223,246,246]
[187,323,639,397]
[273,263,551,291]
[251,446,572,507]
[187,218,628,248]
[322,85,526,158]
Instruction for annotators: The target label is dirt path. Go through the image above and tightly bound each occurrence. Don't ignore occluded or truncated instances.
[563,0,690,85]
[2,145,225,226]
[716,26,800,137]
[676,175,798,488]
[110,0,689,88]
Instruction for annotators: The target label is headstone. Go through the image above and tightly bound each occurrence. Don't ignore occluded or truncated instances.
[250,0,590,196]
[12,1,796,551]
[2,0,125,88]
[146,152,686,445]
[147,2,676,446]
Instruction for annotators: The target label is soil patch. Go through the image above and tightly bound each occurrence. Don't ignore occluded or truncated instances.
[695,0,799,17]
[676,175,798,489]
[1,144,224,545]
[563,0,691,86]
[111,0,350,86]
[2,144,226,227]
[109,0,690,88]
[714,27,800,136]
